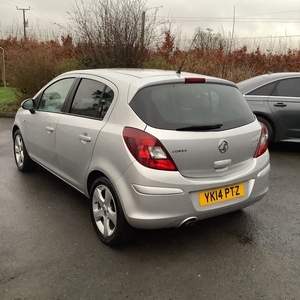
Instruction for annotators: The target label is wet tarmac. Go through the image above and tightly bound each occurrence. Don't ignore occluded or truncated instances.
[1,117,300,300]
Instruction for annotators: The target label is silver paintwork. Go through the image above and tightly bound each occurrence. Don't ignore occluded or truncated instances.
[13,69,270,230]
[113,153,269,229]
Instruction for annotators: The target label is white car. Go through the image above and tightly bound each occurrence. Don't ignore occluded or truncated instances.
[13,69,270,246]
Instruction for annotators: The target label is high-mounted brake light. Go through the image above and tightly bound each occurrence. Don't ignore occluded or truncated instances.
[254,122,268,158]
[185,78,206,84]
[123,127,178,171]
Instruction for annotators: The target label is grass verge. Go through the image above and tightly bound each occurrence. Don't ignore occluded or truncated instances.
[0,87,22,113]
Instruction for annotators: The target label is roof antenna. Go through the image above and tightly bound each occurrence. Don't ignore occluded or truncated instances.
[176,33,198,74]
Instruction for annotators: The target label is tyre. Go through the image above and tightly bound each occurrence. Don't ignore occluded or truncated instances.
[13,130,35,172]
[90,177,134,246]
[257,116,273,145]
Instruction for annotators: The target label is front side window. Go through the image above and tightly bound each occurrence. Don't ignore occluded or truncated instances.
[130,83,254,130]
[39,78,75,112]
[271,78,300,97]
[70,79,114,119]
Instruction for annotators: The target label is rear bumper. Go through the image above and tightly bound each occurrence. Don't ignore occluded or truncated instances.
[114,152,270,229]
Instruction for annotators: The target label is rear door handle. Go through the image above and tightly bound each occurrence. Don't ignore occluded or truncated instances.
[273,103,287,107]
[46,126,54,133]
[79,134,91,143]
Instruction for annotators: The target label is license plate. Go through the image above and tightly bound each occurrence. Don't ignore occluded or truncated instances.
[199,183,245,206]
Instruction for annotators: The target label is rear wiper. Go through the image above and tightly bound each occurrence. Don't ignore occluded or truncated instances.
[176,123,223,131]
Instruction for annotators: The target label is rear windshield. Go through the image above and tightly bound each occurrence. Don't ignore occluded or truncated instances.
[130,83,255,131]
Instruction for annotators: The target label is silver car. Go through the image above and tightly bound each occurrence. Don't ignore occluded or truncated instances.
[13,69,270,246]
[238,72,300,144]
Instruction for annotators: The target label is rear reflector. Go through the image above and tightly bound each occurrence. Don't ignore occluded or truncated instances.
[123,127,178,171]
[254,122,268,158]
[185,78,206,84]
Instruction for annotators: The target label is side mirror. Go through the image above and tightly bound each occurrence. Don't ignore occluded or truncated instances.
[21,98,36,114]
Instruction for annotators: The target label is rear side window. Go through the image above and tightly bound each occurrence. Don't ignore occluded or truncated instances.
[70,79,114,119]
[130,83,254,130]
[271,78,300,97]
[246,81,277,96]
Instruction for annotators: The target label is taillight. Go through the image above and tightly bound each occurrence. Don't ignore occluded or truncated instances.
[185,78,205,84]
[123,127,178,171]
[254,122,268,158]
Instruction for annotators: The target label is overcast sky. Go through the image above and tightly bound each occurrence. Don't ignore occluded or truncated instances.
[1,0,300,46]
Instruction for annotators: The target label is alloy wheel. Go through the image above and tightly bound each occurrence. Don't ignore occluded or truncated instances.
[14,134,24,168]
[92,185,117,237]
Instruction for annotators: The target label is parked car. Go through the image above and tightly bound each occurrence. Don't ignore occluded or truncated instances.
[237,72,300,144]
[12,69,270,246]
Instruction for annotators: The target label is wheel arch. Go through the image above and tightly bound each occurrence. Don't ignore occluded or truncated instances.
[12,125,20,138]
[87,170,108,197]
[254,113,276,142]
[86,169,129,219]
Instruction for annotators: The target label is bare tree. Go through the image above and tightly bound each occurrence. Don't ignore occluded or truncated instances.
[69,0,160,68]
[192,27,226,51]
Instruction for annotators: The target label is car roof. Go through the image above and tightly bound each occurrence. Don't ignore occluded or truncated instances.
[60,68,233,86]
[237,72,300,94]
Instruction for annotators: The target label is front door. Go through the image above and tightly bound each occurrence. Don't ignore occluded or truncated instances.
[24,78,75,173]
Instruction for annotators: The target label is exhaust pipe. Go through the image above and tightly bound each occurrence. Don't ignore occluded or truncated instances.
[179,217,198,227]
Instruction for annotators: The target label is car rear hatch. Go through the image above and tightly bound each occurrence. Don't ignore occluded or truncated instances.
[129,78,260,178]
[146,124,260,178]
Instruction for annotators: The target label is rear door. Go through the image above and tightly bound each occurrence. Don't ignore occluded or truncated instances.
[242,80,277,116]
[55,77,115,190]
[268,77,300,138]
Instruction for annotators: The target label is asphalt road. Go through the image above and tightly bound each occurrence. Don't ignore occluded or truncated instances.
[1,117,300,300]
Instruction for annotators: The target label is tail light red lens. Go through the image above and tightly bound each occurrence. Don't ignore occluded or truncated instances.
[123,127,178,171]
[254,122,268,158]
